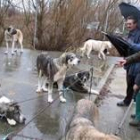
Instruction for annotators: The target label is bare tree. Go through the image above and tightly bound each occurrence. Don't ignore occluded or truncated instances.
[3,0,125,55]
[0,0,11,45]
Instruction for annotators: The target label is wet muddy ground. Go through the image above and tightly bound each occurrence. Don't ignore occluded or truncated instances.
[0,48,115,140]
[97,67,140,140]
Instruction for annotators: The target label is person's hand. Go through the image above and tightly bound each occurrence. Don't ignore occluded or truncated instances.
[133,84,139,92]
[117,59,127,67]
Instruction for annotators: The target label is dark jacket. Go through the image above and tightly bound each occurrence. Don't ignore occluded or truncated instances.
[125,28,140,76]
[125,52,140,86]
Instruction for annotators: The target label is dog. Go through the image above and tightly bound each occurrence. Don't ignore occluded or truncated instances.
[79,39,112,60]
[0,96,26,126]
[4,25,23,55]
[36,52,80,103]
[65,99,121,140]
[62,71,99,95]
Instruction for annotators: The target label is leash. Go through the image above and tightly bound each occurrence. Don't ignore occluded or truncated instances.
[89,67,94,100]
[115,99,134,135]
[115,91,138,135]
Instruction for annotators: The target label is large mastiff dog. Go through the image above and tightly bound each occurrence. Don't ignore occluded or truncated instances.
[36,52,80,103]
[4,25,23,55]
[65,99,121,140]
[79,39,112,60]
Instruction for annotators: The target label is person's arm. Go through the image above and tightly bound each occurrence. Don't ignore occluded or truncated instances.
[118,51,140,66]
[125,51,140,64]
[130,43,140,51]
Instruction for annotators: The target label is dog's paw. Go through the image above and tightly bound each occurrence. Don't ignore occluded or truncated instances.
[36,88,42,93]
[48,97,53,103]
[7,118,16,126]
[20,50,23,53]
[11,51,15,55]
[42,87,48,92]
[87,56,90,59]
[4,51,8,54]
[98,57,102,60]
[60,97,66,103]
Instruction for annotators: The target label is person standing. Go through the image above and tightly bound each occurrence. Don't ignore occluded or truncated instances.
[117,16,140,106]
[118,51,140,129]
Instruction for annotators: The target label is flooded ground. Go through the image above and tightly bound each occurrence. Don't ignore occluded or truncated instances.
[0,48,114,140]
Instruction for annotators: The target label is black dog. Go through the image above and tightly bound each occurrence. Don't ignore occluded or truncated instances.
[54,71,99,94]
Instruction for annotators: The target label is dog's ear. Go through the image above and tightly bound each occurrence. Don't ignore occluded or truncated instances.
[7,25,13,31]
[86,71,90,79]
[60,53,67,64]
[7,27,11,32]
[11,29,17,35]
[61,53,71,64]
[8,101,20,112]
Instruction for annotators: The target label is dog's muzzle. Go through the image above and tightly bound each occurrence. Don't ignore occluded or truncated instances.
[78,59,80,64]
[19,114,26,124]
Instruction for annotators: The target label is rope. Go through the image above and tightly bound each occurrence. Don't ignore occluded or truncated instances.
[89,67,94,100]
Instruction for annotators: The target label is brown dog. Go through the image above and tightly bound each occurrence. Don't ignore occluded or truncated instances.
[65,99,121,140]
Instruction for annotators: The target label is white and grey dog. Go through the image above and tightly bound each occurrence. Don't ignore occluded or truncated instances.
[4,25,23,55]
[0,96,26,126]
[36,52,80,103]
[79,39,112,60]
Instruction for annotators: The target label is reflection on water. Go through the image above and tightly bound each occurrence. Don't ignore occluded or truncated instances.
[4,54,21,72]
[33,90,77,140]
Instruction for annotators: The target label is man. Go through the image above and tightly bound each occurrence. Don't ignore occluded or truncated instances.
[119,51,140,129]
[117,16,140,107]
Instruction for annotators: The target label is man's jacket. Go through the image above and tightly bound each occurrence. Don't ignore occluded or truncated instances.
[125,28,140,76]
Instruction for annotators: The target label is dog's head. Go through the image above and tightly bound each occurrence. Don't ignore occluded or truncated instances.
[7,25,17,35]
[61,52,80,66]
[105,41,112,49]
[0,96,26,126]
[6,102,26,125]
[74,71,90,83]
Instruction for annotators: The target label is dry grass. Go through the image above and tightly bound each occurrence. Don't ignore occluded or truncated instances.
[0,0,124,56]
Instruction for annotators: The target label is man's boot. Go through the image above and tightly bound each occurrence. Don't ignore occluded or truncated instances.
[129,119,140,126]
